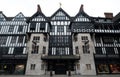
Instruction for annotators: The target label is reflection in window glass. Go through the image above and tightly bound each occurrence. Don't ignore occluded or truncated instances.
[97,64,109,73]
[105,47,115,55]
[81,36,88,41]
[95,36,101,43]
[18,26,23,32]
[30,64,36,70]
[95,47,103,54]
[110,64,120,73]
[14,65,24,74]
[14,47,24,54]
[11,36,17,43]
[30,23,36,30]
[33,36,40,42]
[18,36,24,43]
[75,46,79,54]
[8,25,14,32]
[0,25,2,31]
[57,26,64,32]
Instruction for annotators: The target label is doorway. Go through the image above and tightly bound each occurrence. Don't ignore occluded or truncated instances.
[55,64,66,74]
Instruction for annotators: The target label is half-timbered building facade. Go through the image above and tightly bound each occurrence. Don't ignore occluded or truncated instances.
[0,4,120,75]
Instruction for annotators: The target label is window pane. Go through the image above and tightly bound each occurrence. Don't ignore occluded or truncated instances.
[95,36,101,43]
[13,47,24,54]
[30,22,36,30]
[81,36,88,40]
[31,45,39,54]
[110,64,120,73]
[95,47,103,54]
[18,26,23,32]
[86,64,91,70]
[43,46,46,54]
[18,36,24,43]
[117,47,120,54]
[105,47,115,54]
[14,65,25,74]
[11,36,17,43]
[97,64,109,73]
[0,36,8,45]
[75,46,79,54]
[30,64,35,70]
[83,45,90,54]
[0,47,9,54]
[8,25,14,32]
[33,36,40,42]
[0,25,2,31]
[57,26,64,32]
[40,22,45,30]
[103,36,113,44]
[74,35,78,41]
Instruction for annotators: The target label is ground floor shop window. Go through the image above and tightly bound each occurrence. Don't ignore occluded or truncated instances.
[0,64,15,74]
[14,65,25,74]
[0,64,25,75]
[110,64,120,73]
[97,64,109,73]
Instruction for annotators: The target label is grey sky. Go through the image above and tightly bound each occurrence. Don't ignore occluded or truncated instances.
[0,0,119,17]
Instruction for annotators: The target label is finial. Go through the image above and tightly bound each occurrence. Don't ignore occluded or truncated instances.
[79,4,84,12]
[59,2,62,8]
[37,4,42,12]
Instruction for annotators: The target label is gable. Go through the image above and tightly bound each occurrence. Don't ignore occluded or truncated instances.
[75,14,91,22]
[51,8,70,20]
[31,14,46,21]
[27,11,47,23]
[74,4,92,22]
[0,12,6,21]
[12,12,26,21]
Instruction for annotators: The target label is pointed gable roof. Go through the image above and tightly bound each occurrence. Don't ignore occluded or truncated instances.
[79,4,84,12]
[27,5,47,23]
[51,8,71,20]
[12,12,26,21]
[74,4,93,22]
[0,11,6,21]
[37,5,42,13]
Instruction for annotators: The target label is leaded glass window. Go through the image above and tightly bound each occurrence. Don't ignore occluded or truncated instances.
[11,36,17,43]
[40,22,45,30]
[18,26,23,32]
[13,47,24,54]
[30,22,36,30]
[8,25,14,32]
[18,36,24,43]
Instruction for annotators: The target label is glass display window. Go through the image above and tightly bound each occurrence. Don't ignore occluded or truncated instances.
[110,64,120,73]
[97,64,109,73]
[14,65,24,74]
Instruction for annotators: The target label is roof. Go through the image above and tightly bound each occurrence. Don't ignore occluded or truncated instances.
[74,4,94,22]
[26,5,48,23]
[113,12,120,22]
[50,7,71,20]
